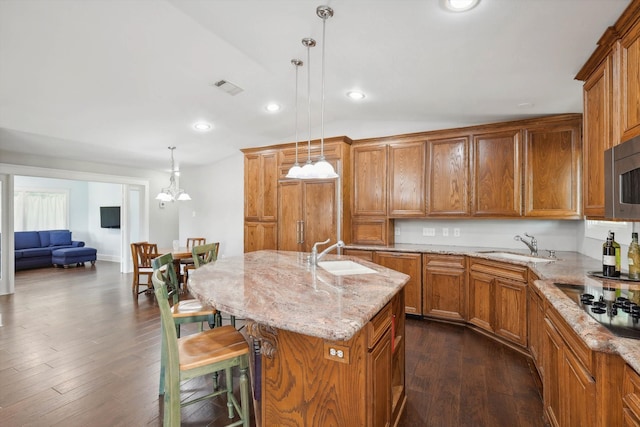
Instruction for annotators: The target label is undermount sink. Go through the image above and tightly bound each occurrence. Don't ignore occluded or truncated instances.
[318,260,377,276]
[480,252,555,263]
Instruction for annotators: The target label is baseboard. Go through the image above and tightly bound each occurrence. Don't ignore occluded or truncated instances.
[96,255,120,263]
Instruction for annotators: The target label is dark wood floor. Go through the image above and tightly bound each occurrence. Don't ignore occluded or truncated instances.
[0,261,548,426]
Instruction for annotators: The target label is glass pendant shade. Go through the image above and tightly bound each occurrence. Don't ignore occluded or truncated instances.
[155,147,191,202]
[313,158,338,179]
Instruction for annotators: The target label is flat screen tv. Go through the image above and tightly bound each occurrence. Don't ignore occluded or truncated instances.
[100,206,121,229]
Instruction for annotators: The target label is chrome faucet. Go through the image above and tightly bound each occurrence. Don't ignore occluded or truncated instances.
[309,239,345,265]
[514,233,538,256]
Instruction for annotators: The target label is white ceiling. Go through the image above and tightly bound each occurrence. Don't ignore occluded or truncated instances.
[0,0,631,172]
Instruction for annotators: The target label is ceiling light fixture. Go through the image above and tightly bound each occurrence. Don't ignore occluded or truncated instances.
[155,146,191,202]
[300,37,317,179]
[265,103,281,112]
[311,5,339,179]
[193,122,212,131]
[286,59,304,179]
[443,0,480,12]
[346,90,366,100]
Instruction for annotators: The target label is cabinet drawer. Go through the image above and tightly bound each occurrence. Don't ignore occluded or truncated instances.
[367,302,392,349]
[343,249,374,262]
[469,258,527,282]
[546,304,593,373]
[424,254,465,269]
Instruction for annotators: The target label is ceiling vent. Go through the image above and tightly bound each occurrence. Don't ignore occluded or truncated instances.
[213,79,244,96]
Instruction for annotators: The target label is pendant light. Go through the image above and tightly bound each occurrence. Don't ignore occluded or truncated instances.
[300,37,316,179]
[155,146,191,202]
[312,5,338,179]
[286,58,304,179]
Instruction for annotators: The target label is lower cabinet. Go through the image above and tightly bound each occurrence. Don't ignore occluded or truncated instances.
[374,251,422,316]
[527,273,544,377]
[543,305,596,427]
[244,221,277,252]
[423,254,466,321]
[624,364,640,427]
[468,258,528,347]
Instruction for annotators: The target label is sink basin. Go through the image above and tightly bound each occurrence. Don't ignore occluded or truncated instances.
[318,260,377,276]
[480,252,555,263]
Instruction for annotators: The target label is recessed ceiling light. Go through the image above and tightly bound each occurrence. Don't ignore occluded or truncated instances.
[265,103,281,112]
[193,122,212,131]
[443,0,480,12]
[346,91,366,100]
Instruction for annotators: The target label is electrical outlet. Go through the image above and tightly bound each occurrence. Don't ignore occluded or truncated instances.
[395,227,401,236]
[442,228,449,237]
[454,228,461,237]
[422,227,435,237]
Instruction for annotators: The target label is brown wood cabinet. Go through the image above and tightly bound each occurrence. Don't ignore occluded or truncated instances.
[388,141,426,217]
[624,364,640,426]
[467,258,528,347]
[527,272,544,377]
[352,144,388,217]
[471,129,522,217]
[278,179,337,252]
[374,251,422,316]
[543,305,596,427]
[242,148,278,252]
[620,22,640,142]
[244,221,277,252]
[422,254,466,321]
[426,135,470,216]
[523,117,582,219]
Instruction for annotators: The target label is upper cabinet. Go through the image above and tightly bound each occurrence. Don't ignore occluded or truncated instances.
[426,135,470,216]
[523,116,582,219]
[243,149,278,222]
[620,22,640,141]
[471,130,522,217]
[388,141,427,217]
[352,143,388,217]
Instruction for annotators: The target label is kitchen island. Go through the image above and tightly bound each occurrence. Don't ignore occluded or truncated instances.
[188,250,410,427]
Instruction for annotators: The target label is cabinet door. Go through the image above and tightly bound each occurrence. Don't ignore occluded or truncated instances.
[471,130,522,217]
[467,270,494,333]
[544,317,563,427]
[494,278,527,347]
[528,285,544,376]
[583,56,613,217]
[388,141,426,217]
[277,180,304,251]
[620,25,640,141]
[245,151,278,221]
[368,329,392,427]
[562,347,596,427]
[423,254,466,321]
[523,118,582,218]
[244,222,277,253]
[374,252,422,315]
[427,136,470,216]
[353,144,388,216]
[302,180,337,253]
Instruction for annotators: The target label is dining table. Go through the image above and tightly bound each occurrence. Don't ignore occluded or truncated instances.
[158,246,193,287]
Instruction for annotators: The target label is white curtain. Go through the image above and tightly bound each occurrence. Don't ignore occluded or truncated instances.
[14,190,68,231]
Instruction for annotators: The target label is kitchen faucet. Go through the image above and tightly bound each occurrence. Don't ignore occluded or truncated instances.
[514,233,538,256]
[309,239,345,265]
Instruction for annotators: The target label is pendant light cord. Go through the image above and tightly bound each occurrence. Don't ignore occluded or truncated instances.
[320,15,326,159]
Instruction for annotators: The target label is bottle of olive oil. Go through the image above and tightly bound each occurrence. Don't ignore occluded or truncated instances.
[629,232,640,280]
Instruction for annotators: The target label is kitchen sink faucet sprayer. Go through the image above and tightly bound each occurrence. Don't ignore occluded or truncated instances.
[310,239,345,265]
[514,233,538,256]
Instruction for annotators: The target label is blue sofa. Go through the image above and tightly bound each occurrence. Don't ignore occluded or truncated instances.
[15,230,86,270]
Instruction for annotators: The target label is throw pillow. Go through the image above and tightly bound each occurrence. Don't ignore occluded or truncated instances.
[50,230,72,246]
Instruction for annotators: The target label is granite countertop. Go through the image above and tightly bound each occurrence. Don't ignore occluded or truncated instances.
[346,243,640,372]
[187,250,409,341]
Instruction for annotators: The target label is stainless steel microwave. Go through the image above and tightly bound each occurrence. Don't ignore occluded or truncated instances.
[605,135,640,219]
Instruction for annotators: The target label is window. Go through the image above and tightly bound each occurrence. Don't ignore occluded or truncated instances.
[14,189,69,231]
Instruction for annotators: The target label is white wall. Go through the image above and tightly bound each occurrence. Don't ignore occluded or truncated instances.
[87,182,122,262]
[178,152,244,258]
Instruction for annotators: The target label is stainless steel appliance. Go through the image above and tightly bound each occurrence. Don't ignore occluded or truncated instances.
[605,135,640,219]
[555,281,640,339]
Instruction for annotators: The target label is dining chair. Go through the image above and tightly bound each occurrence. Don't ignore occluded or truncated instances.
[152,269,251,427]
[152,252,220,394]
[130,242,158,294]
[180,237,207,285]
[190,242,241,328]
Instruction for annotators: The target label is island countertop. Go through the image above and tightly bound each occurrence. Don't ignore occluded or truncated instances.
[187,250,410,341]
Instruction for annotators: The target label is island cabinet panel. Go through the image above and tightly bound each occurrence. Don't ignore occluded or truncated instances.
[471,129,522,217]
[244,221,277,253]
[620,22,640,142]
[467,258,528,347]
[624,364,640,426]
[523,117,582,219]
[422,254,467,321]
[260,294,405,427]
[426,136,470,216]
[374,251,422,315]
[388,141,426,217]
[583,55,614,218]
[278,179,337,252]
[543,304,596,427]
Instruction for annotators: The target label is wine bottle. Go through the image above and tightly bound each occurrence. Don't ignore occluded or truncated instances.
[629,232,640,280]
[611,232,621,277]
[603,236,616,277]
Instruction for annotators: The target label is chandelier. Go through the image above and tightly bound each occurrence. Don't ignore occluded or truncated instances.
[155,146,191,202]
